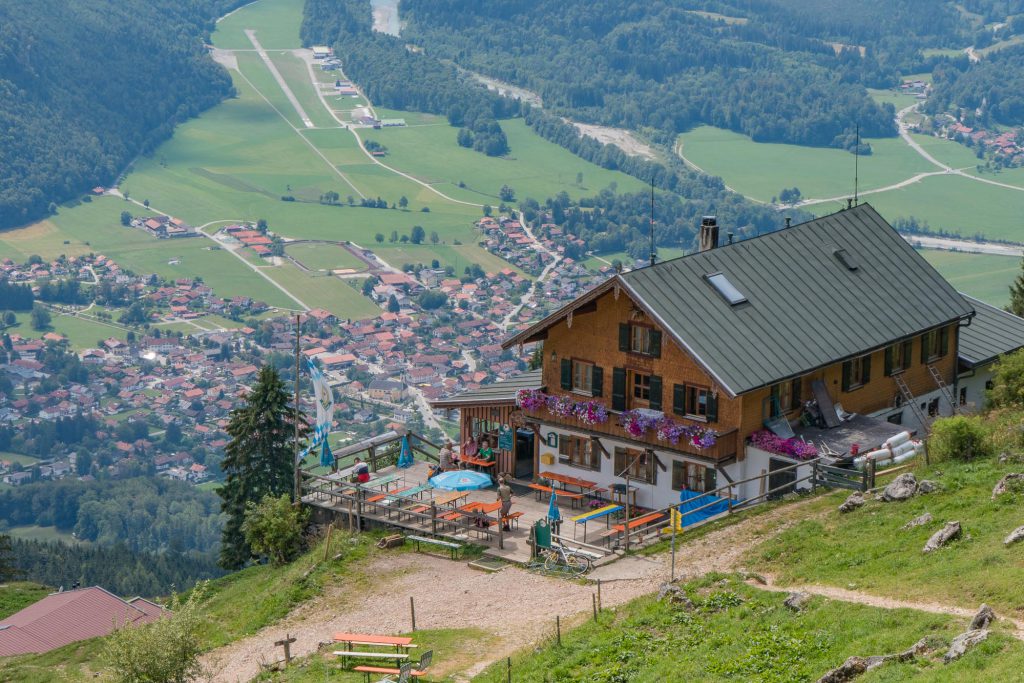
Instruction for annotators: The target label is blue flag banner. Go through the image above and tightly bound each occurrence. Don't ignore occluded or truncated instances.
[297,357,335,464]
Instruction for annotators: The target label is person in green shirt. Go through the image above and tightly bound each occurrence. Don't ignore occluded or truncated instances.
[478,438,494,463]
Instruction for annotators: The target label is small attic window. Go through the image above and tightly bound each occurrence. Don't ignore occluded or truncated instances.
[706,272,747,305]
[833,248,859,271]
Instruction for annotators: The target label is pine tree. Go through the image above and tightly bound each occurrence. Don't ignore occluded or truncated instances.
[1009,258,1024,317]
[0,534,20,582]
[218,365,307,569]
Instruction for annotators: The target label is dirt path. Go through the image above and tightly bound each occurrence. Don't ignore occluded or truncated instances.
[754,578,1024,640]
[200,498,821,682]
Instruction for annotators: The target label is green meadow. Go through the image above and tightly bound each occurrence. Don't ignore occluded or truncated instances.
[212,0,304,50]
[259,261,380,319]
[868,175,1024,241]
[268,52,339,129]
[676,125,930,203]
[284,242,366,272]
[918,248,1018,306]
[372,111,647,203]
[7,525,83,545]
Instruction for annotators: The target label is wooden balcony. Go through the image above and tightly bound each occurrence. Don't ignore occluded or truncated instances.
[521,406,739,463]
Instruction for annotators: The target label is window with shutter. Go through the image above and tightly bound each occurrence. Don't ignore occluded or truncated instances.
[939,326,949,357]
[707,391,719,423]
[672,384,686,416]
[592,366,603,397]
[649,375,663,411]
[843,355,870,391]
[618,324,630,352]
[571,359,594,394]
[649,330,662,358]
[560,358,572,390]
[841,360,852,392]
[611,368,627,411]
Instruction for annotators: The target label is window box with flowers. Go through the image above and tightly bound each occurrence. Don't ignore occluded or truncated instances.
[748,430,818,460]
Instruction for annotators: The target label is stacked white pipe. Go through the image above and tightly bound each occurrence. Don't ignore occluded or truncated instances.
[852,431,924,470]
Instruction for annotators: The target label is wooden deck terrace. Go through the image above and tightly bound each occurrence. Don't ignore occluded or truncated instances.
[299,460,612,564]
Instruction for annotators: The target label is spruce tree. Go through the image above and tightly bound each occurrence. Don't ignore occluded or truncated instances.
[1009,258,1024,317]
[0,534,20,582]
[218,365,307,569]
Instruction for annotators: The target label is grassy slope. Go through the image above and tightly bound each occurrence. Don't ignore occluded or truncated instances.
[213,0,305,50]
[284,243,366,272]
[750,457,1024,615]
[0,583,51,620]
[473,575,1024,682]
[258,262,380,319]
[676,125,930,202]
[917,248,1018,306]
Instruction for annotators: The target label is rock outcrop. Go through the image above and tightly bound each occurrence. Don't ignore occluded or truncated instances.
[991,473,1024,499]
[901,512,933,530]
[838,492,866,513]
[1004,525,1024,546]
[923,521,962,553]
[784,592,811,612]
[944,629,988,663]
[917,480,940,494]
[970,604,996,630]
[881,473,918,502]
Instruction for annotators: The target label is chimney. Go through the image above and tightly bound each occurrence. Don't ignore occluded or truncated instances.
[699,216,719,252]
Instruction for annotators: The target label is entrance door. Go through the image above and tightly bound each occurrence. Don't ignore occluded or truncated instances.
[514,430,535,480]
[768,458,796,499]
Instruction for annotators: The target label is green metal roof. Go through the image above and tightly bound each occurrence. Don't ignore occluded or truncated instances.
[958,295,1024,367]
[614,204,975,395]
[430,369,543,408]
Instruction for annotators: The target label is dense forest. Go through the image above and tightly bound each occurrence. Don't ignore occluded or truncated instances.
[7,537,223,597]
[301,0,519,156]
[0,0,245,229]
[399,0,899,149]
[0,478,223,554]
[926,45,1024,127]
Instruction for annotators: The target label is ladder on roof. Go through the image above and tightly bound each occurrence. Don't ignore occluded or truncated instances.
[927,364,959,415]
[892,371,930,431]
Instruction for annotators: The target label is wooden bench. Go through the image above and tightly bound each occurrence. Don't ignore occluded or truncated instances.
[333,650,408,667]
[600,512,665,545]
[501,511,525,529]
[407,534,462,560]
[528,483,553,499]
[528,483,584,507]
[353,665,428,682]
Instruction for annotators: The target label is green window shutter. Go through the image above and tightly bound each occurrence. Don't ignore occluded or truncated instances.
[649,375,663,411]
[611,368,627,411]
[704,467,717,493]
[884,345,893,376]
[841,360,852,392]
[560,358,572,390]
[920,334,928,364]
[618,324,630,352]
[592,366,603,397]
[791,378,801,410]
[649,330,662,358]
[862,355,871,384]
[769,384,780,417]
[903,340,914,368]
[672,384,686,416]
[939,327,949,357]
[707,391,719,422]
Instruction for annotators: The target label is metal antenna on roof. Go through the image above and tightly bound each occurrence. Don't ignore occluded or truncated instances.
[854,122,860,207]
[649,178,656,267]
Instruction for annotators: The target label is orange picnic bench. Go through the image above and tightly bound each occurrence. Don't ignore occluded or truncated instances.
[353,650,433,682]
[600,512,665,545]
[528,483,585,507]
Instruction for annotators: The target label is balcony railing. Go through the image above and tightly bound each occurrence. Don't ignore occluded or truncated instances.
[521,406,739,462]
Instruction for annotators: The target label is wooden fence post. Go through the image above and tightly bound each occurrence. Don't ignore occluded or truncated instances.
[556,615,561,646]
[811,461,818,493]
[410,596,416,631]
[368,446,377,472]
[867,458,876,491]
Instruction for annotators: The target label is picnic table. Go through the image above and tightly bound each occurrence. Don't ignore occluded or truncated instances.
[433,490,470,508]
[463,501,501,514]
[460,456,496,470]
[541,471,603,494]
[569,504,622,541]
[332,632,416,667]
[361,473,403,491]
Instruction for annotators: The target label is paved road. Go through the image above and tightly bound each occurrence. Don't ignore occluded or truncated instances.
[501,211,562,331]
[245,30,313,128]
[903,234,1024,256]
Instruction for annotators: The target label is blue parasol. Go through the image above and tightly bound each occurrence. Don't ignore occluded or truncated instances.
[547,488,561,522]
[396,435,414,469]
[429,470,493,491]
[319,438,334,469]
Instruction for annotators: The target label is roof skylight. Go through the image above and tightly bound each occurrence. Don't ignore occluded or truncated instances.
[833,248,859,271]
[706,272,747,305]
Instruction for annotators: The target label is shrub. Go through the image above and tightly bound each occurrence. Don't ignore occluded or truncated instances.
[929,415,992,462]
[987,348,1024,408]
[241,494,309,565]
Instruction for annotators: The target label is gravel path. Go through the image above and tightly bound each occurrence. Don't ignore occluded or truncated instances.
[201,498,820,681]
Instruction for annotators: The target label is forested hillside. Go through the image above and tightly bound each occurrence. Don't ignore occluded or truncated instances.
[0,0,243,229]
[399,0,899,149]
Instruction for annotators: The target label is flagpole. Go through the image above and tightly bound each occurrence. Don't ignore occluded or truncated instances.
[293,313,301,503]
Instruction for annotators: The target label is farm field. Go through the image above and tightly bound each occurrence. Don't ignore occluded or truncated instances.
[46,311,131,351]
[918,249,1018,306]
[259,262,379,319]
[676,125,930,203]
[284,243,366,272]
[868,87,921,109]
[910,133,983,169]
[869,175,1024,241]
[378,243,527,277]
[268,51,338,129]
[0,452,41,466]
[967,165,1024,190]
[373,113,648,204]
[7,525,84,545]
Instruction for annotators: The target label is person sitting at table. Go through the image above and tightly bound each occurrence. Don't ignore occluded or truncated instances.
[461,437,477,468]
[478,438,494,464]
[353,457,370,483]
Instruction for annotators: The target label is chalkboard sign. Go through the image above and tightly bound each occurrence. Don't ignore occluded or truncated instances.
[498,424,514,450]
